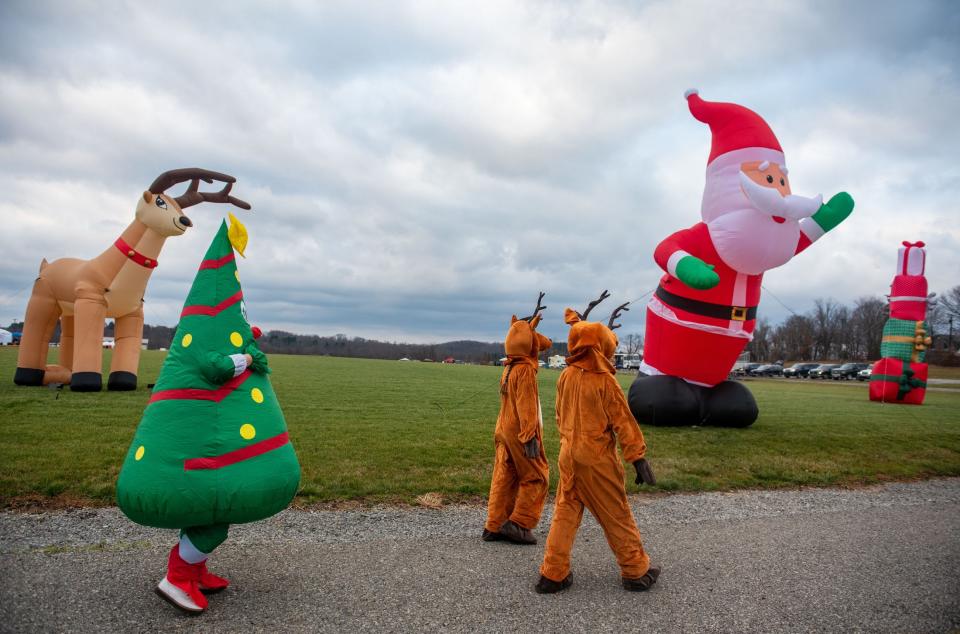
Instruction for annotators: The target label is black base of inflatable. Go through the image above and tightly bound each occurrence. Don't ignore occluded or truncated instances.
[70,372,103,392]
[13,367,44,386]
[628,373,758,428]
[107,371,138,391]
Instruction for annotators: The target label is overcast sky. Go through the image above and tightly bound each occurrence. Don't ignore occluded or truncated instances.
[1,0,957,344]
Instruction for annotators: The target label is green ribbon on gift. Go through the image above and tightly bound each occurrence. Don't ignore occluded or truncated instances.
[870,369,927,400]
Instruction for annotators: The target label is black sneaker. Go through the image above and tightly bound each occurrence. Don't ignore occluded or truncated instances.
[498,520,537,545]
[535,574,572,594]
[481,528,503,542]
[622,565,661,592]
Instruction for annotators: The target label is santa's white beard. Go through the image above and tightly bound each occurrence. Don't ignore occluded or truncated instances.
[699,148,818,275]
[706,208,801,275]
[739,172,822,220]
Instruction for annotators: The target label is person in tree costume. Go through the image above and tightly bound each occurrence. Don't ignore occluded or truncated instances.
[483,293,552,545]
[117,215,300,614]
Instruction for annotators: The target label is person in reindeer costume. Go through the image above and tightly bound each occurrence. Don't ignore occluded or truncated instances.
[629,89,855,427]
[483,293,552,545]
[537,292,658,594]
[117,215,300,614]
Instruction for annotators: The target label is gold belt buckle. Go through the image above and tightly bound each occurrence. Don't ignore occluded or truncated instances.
[731,306,747,321]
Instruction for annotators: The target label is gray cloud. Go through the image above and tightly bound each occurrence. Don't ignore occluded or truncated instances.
[1,0,958,344]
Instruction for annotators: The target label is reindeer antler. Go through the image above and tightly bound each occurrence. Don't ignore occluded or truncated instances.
[521,291,547,322]
[579,289,610,320]
[608,302,630,330]
[148,168,252,210]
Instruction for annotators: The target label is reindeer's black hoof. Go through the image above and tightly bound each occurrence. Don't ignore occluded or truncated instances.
[107,371,137,391]
[14,367,44,386]
[70,372,102,392]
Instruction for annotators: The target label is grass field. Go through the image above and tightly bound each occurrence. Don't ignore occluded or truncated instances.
[1,347,958,508]
[928,365,960,380]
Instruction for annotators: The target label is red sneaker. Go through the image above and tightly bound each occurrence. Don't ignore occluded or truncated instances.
[155,545,208,614]
[198,560,230,593]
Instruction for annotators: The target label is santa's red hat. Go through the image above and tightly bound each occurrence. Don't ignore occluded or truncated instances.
[685,89,783,165]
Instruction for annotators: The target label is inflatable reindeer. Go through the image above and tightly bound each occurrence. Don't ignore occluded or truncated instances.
[14,168,250,392]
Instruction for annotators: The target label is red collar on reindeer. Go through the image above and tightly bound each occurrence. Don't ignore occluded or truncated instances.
[115,237,159,269]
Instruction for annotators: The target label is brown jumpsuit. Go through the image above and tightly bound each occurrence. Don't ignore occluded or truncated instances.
[540,309,651,582]
[485,315,552,533]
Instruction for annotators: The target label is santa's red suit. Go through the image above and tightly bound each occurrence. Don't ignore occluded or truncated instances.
[640,90,847,387]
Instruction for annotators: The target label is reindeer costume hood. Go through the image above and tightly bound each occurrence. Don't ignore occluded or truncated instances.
[504,314,553,368]
[564,308,617,375]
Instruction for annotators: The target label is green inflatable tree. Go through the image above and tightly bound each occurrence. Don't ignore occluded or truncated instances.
[117,215,300,613]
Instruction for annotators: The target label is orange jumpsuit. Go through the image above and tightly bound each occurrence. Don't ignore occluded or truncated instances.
[540,309,651,582]
[485,315,552,533]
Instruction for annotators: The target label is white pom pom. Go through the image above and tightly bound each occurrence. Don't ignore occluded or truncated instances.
[684,88,699,99]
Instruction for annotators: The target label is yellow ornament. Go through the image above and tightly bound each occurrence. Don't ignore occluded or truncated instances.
[251,388,264,404]
[230,331,243,347]
[240,424,256,440]
[182,333,193,348]
[228,212,249,258]
[135,446,145,461]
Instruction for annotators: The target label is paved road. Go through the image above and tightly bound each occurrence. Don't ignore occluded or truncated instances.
[2,480,958,633]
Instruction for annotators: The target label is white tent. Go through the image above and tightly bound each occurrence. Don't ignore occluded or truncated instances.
[0,329,12,345]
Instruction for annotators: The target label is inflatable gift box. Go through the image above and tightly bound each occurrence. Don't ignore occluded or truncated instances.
[869,358,927,405]
[880,319,930,364]
[889,241,928,322]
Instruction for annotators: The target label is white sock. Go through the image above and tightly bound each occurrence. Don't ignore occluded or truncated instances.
[178,534,208,564]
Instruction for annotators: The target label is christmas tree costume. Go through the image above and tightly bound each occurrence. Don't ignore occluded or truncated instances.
[629,90,854,427]
[869,241,931,405]
[117,216,300,613]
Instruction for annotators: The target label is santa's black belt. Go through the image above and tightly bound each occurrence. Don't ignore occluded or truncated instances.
[655,286,757,322]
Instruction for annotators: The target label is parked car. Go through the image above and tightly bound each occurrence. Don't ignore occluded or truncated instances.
[783,362,820,378]
[734,362,764,377]
[808,364,840,379]
[749,363,784,377]
[856,364,875,381]
[831,362,869,380]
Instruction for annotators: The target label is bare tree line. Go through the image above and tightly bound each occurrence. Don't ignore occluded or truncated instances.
[6,285,957,365]
[745,285,960,363]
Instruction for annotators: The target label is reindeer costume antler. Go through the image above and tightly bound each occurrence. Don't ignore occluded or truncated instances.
[608,302,630,330]
[578,289,610,321]
[520,291,547,322]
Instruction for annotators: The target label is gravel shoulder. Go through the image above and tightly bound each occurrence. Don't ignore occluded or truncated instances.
[2,479,959,633]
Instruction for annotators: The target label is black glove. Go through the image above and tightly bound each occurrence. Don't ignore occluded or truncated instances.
[633,459,656,486]
[522,437,540,459]
[247,345,271,374]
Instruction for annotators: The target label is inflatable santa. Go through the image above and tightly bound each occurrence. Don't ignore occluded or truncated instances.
[629,90,854,427]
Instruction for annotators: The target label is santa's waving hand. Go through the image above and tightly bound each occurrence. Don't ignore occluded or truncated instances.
[629,89,854,428]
